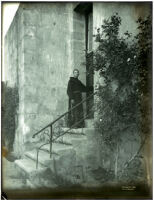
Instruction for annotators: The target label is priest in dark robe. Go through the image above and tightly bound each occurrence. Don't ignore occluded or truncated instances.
[67,69,93,128]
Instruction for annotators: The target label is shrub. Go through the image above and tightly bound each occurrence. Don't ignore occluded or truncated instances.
[91,13,152,180]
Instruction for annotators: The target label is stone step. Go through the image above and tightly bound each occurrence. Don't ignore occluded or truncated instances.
[26,179,36,189]
[55,133,87,145]
[85,119,94,128]
[24,140,46,151]
[15,158,58,188]
[61,127,88,134]
[41,142,74,154]
[25,149,60,167]
[15,158,46,178]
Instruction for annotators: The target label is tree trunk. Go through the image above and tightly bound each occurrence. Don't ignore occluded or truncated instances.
[115,143,119,180]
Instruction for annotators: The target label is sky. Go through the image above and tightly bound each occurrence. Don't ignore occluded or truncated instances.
[2,3,19,81]
[2,3,19,38]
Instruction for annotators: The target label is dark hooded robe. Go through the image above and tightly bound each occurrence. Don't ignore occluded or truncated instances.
[67,77,92,128]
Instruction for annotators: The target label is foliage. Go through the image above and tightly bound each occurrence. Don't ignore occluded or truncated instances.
[92,13,152,178]
[120,156,145,183]
[2,82,19,151]
[135,16,152,137]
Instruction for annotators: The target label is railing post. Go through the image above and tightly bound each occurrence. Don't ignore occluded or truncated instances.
[50,125,53,158]
[36,149,39,169]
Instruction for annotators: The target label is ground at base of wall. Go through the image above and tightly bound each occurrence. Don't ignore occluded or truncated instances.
[2,157,58,190]
[2,157,29,190]
[2,157,151,199]
[2,155,148,191]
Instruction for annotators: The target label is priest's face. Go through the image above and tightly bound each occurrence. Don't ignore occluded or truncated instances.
[73,70,79,78]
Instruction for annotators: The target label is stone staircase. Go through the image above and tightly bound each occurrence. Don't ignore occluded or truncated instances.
[14,119,101,188]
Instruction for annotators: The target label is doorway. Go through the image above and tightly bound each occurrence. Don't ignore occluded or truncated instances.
[74,3,94,118]
[85,11,94,118]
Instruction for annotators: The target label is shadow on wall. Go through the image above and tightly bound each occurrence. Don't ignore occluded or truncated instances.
[2,82,19,154]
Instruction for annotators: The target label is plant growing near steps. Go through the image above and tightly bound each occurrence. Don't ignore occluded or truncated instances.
[2,82,19,153]
[91,13,152,181]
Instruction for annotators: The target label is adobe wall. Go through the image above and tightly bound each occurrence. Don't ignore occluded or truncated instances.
[19,3,74,143]
[5,2,87,155]
[4,18,18,87]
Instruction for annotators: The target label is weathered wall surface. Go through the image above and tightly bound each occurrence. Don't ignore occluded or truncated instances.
[20,3,73,141]
[19,3,76,147]
[93,2,152,173]
[5,2,87,154]
[72,7,86,85]
[4,13,18,87]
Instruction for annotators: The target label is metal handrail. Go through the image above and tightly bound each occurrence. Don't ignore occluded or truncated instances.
[32,91,97,138]
[33,90,97,169]
[52,95,103,142]
[52,108,95,142]
[35,93,98,169]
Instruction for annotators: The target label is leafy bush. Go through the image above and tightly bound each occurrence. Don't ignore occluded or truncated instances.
[92,13,152,180]
[2,82,19,152]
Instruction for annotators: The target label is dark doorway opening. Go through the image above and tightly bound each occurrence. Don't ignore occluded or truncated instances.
[74,3,94,119]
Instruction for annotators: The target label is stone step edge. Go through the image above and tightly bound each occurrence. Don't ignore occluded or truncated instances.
[41,143,74,154]
[15,158,46,175]
[61,127,95,135]
[25,150,60,167]
[61,127,90,133]
[54,134,87,143]
[53,140,72,145]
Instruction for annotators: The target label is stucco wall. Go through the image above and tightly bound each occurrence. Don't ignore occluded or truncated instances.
[4,13,18,87]
[72,9,86,84]
[5,2,88,154]
[20,3,76,146]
